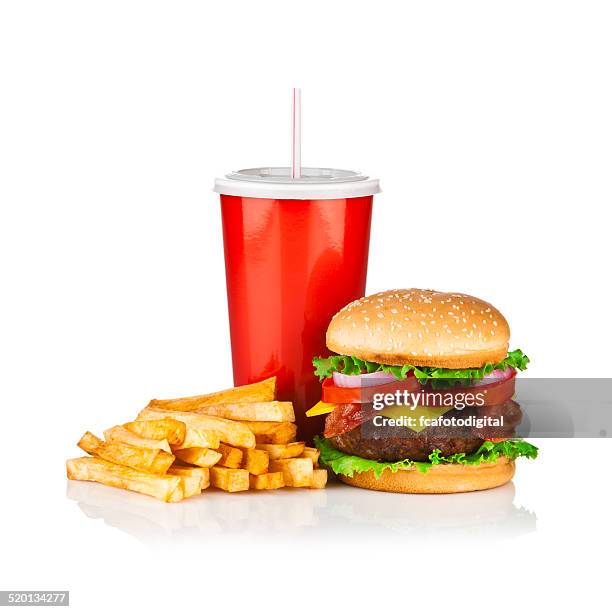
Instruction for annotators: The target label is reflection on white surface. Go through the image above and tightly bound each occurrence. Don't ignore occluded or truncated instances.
[67,477,536,544]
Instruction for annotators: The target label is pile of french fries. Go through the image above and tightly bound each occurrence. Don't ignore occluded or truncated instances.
[66,377,326,503]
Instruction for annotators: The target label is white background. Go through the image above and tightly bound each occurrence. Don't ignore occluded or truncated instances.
[1,1,611,610]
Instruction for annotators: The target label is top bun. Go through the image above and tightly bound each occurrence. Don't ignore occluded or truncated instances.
[326,289,510,369]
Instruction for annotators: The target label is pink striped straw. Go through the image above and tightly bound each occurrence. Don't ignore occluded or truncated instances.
[291,88,302,179]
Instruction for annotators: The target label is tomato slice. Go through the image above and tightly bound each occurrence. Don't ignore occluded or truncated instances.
[321,374,421,404]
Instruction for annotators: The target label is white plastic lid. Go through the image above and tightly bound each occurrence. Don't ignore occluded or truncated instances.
[214,167,380,200]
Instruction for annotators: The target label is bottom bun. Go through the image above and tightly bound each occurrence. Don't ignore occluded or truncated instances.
[337,457,515,494]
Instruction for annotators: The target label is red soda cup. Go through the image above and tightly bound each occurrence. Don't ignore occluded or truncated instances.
[214,167,380,442]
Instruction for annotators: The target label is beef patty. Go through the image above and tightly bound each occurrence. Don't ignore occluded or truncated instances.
[328,401,522,462]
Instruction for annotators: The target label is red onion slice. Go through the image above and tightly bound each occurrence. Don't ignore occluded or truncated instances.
[471,367,516,387]
[332,370,398,388]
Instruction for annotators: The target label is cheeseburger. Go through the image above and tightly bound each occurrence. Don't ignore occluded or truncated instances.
[309,289,537,493]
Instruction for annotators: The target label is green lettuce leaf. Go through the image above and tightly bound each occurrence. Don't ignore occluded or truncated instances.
[314,436,538,479]
[312,348,529,388]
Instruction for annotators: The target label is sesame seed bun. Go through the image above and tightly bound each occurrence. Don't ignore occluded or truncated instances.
[326,289,510,369]
[337,457,515,494]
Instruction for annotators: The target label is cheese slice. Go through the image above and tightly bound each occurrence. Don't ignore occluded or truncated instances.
[305,401,336,417]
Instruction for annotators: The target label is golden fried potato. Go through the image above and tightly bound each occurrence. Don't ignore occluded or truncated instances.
[242,448,269,475]
[168,466,210,490]
[66,457,183,502]
[249,472,285,490]
[103,425,172,453]
[268,458,313,487]
[310,469,328,489]
[147,377,276,411]
[299,446,321,467]
[210,466,249,492]
[138,408,254,449]
[124,418,186,446]
[241,421,297,444]
[172,447,222,468]
[216,443,243,469]
[256,442,305,460]
[78,431,174,475]
[191,401,294,423]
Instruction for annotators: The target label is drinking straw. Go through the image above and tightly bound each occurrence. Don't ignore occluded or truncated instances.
[291,88,302,179]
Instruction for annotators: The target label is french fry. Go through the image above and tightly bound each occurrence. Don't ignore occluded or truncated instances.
[310,469,328,489]
[210,466,249,492]
[171,427,221,451]
[66,457,183,502]
[216,443,243,469]
[268,458,313,487]
[147,377,276,411]
[241,421,297,444]
[167,471,201,498]
[78,431,174,476]
[249,472,285,490]
[168,466,210,490]
[242,448,269,475]
[191,401,294,423]
[138,408,254,449]
[103,425,172,453]
[172,447,222,468]
[299,447,320,467]
[256,441,305,460]
[124,418,186,446]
